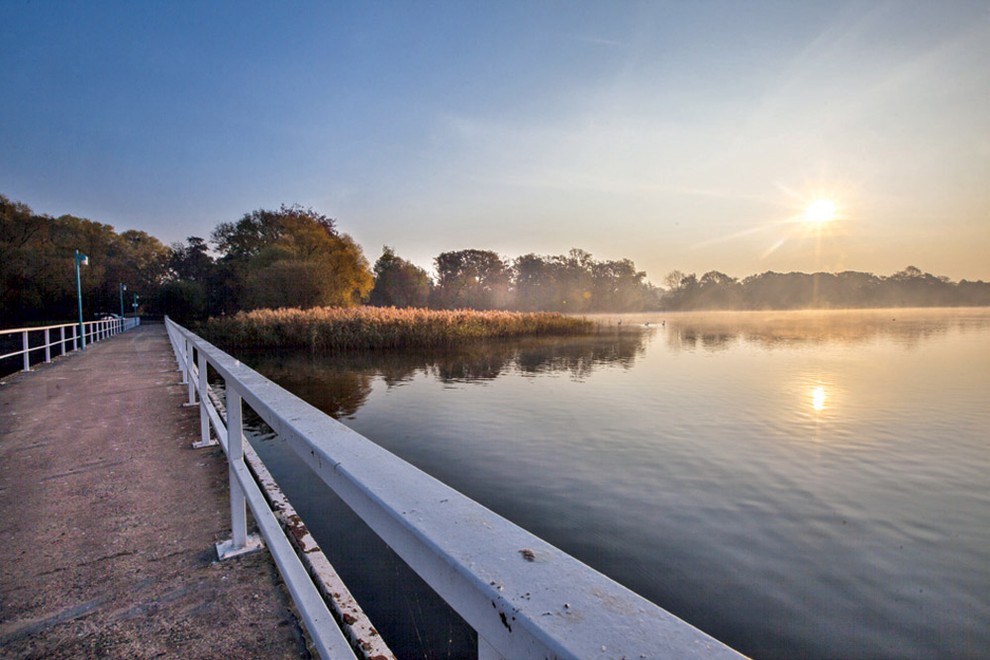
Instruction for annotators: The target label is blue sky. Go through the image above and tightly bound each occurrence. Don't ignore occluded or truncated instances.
[2,1,988,282]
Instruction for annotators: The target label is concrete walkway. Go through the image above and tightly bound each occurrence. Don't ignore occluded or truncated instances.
[0,324,310,658]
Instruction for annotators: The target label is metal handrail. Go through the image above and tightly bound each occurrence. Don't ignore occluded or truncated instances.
[164,316,742,660]
[1,318,141,372]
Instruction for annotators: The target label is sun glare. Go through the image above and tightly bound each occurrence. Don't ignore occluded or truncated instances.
[811,386,827,412]
[805,199,837,224]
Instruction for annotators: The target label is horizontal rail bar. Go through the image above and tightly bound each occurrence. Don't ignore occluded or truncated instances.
[165,317,741,658]
[0,322,80,336]
[228,448,357,658]
[2,319,140,373]
[1,319,140,337]
[200,382,393,658]
[0,317,141,371]
[0,318,138,336]
[167,328,367,658]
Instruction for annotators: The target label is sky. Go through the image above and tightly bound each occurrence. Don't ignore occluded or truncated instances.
[2,1,988,283]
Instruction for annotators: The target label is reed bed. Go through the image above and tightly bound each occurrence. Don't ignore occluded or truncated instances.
[202,306,594,351]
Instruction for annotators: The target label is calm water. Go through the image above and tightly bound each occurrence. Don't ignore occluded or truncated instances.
[236,308,990,658]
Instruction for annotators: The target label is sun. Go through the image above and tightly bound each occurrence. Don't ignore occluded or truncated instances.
[805,199,837,224]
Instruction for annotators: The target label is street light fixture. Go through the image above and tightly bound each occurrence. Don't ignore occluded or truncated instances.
[119,283,127,318]
[75,249,89,350]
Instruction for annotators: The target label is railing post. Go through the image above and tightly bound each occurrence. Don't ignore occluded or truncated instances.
[193,348,218,448]
[185,343,196,405]
[215,383,263,560]
[180,338,189,384]
[44,328,51,363]
[228,386,246,547]
[72,325,78,352]
[22,331,30,372]
[60,326,67,356]
[167,321,183,374]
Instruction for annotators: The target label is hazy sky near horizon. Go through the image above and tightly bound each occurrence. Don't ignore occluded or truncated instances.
[2,1,988,282]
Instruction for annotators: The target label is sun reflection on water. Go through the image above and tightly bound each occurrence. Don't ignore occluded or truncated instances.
[812,385,827,412]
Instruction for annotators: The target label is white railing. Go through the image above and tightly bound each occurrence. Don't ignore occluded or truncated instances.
[1,317,141,373]
[164,317,743,660]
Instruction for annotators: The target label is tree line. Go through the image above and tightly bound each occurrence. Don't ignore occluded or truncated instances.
[661,267,990,310]
[165,208,659,320]
[2,193,988,327]
[1,195,659,325]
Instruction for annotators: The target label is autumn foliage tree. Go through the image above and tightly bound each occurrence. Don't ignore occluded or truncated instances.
[211,205,373,311]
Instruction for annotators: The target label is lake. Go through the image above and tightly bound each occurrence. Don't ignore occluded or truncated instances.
[236,308,990,658]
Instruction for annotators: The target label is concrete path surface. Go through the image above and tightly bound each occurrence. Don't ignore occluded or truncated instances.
[0,324,310,658]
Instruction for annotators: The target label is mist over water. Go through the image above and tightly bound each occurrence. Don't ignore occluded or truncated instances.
[240,308,990,658]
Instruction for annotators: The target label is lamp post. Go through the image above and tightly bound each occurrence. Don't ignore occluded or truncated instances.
[75,249,89,350]
[119,283,127,318]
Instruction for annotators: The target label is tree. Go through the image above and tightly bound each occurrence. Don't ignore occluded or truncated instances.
[590,258,650,311]
[432,249,511,309]
[369,246,432,308]
[555,249,596,312]
[212,205,373,310]
[661,272,697,309]
[515,249,647,312]
[170,237,214,283]
[693,271,742,308]
[1,195,52,323]
[1,195,169,325]
[156,280,208,323]
[513,253,559,311]
[212,204,337,260]
[663,270,686,292]
[113,229,170,310]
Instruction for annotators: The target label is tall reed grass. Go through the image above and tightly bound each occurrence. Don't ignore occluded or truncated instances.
[202,306,594,350]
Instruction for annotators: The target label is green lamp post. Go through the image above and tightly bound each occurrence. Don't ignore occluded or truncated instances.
[75,249,89,350]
